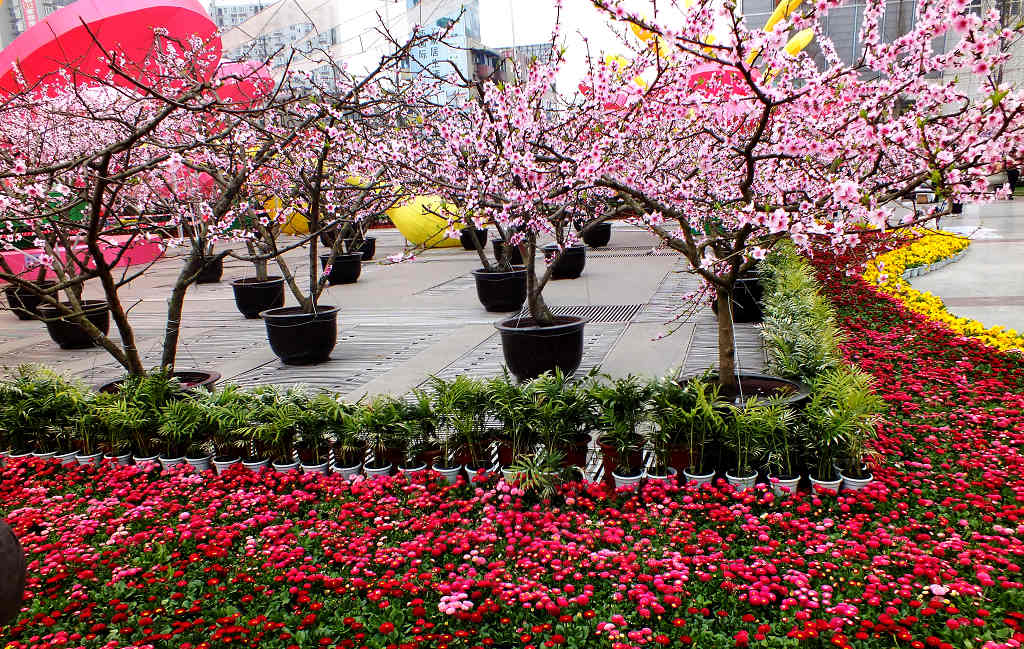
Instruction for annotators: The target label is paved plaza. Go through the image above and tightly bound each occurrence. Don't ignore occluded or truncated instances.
[0,223,767,396]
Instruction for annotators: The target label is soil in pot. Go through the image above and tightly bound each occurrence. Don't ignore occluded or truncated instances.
[261,305,339,365]
[96,370,221,394]
[492,240,524,265]
[231,277,285,318]
[5,280,56,320]
[711,275,763,323]
[542,244,586,279]
[195,256,224,284]
[460,227,488,251]
[579,222,612,248]
[38,300,110,349]
[319,253,363,285]
[495,315,587,382]
[473,267,527,312]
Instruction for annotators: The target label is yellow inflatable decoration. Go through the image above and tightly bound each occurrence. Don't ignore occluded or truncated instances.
[386,195,462,248]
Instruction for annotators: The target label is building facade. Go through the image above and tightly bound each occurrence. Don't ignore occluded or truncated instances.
[738,0,1023,94]
[1,0,78,48]
[208,0,338,90]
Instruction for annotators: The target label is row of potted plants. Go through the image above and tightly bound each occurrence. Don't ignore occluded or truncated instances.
[0,361,880,494]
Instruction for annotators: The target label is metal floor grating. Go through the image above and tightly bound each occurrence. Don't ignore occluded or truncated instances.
[416,274,477,296]
[510,304,643,324]
[588,245,677,258]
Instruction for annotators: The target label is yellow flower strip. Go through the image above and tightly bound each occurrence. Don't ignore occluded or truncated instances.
[862,231,1024,354]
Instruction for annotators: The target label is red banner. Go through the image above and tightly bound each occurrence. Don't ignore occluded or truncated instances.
[20,0,38,29]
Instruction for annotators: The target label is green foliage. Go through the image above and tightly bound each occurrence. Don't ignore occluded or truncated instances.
[90,369,184,457]
[728,396,793,478]
[648,374,726,474]
[506,448,564,499]
[485,370,539,460]
[427,375,489,467]
[799,366,883,481]
[527,368,597,452]
[760,242,845,382]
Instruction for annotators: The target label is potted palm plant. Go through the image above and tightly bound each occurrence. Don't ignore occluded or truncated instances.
[799,367,882,493]
[324,396,365,479]
[761,399,799,496]
[486,372,538,468]
[593,375,651,488]
[726,398,776,492]
[529,369,598,474]
[362,396,407,478]
[157,399,217,473]
[428,376,481,484]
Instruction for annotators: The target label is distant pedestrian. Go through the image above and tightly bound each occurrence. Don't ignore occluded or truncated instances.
[0,519,25,625]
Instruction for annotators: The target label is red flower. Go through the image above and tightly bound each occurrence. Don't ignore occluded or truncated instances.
[734,630,750,647]
[379,621,395,634]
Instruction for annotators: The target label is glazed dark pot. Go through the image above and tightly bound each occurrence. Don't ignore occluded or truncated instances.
[261,305,339,365]
[4,280,56,320]
[472,267,527,312]
[319,253,363,285]
[686,371,809,409]
[231,277,285,319]
[352,237,376,261]
[460,227,488,251]
[542,244,586,279]
[96,370,221,394]
[558,434,591,469]
[579,222,612,248]
[38,300,109,349]
[711,275,763,323]
[492,239,524,265]
[0,520,25,625]
[195,256,223,284]
[495,315,587,382]
[951,202,964,214]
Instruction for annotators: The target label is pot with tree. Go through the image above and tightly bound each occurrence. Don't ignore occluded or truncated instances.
[229,206,286,319]
[583,0,1024,398]
[592,374,651,488]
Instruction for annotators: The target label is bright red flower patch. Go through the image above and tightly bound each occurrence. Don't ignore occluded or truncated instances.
[2,240,1024,648]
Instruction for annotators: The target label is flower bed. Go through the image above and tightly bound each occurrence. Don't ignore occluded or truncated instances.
[862,231,1024,353]
[3,242,1024,649]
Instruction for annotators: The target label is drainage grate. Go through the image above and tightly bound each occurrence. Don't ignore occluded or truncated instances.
[588,245,677,258]
[512,303,643,323]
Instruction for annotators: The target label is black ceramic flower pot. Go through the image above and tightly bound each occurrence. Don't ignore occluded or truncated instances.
[261,305,339,365]
[542,244,586,279]
[38,300,110,349]
[4,280,56,320]
[492,239,524,265]
[319,253,363,285]
[472,267,527,312]
[231,277,285,319]
[685,371,810,409]
[352,237,376,261]
[580,222,612,248]
[460,227,488,251]
[951,202,963,214]
[195,256,223,284]
[711,275,763,323]
[495,315,587,382]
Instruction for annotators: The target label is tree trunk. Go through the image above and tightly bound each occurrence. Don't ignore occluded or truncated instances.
[160,255,200,370]
[524,235,555,325]
[716,287,738,393]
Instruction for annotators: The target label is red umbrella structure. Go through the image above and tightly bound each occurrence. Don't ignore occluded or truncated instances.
[216,60,274,108]
[0,0,221,96]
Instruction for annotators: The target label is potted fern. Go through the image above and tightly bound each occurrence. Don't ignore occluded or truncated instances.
[486,373,538,468]
[529,369,598,474]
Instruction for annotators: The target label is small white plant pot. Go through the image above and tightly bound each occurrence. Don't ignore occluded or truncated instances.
[76,452,103,467]
[399,463,427,476]
[9,450,33,461]
[725,471,758,492]
[55,450,79,465]
[272,460,300,473]
[301,461,331,475]
[612,470,645,489]
[212,457,240,474]
[186,455,213,473]
[364,463,393,479]
[32,450,56,460]
[242,457,269,472]
[769,475,801,497]
[646,467,678,482]
[840,471,874,491]
[159,456,185,470]
[432,461,463,485]
[333,463,363,480]
[133,454,159,468]
[501,467,519,483]
[683,468,716,487]
[105,453,132,466]
[809,476,843,494]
